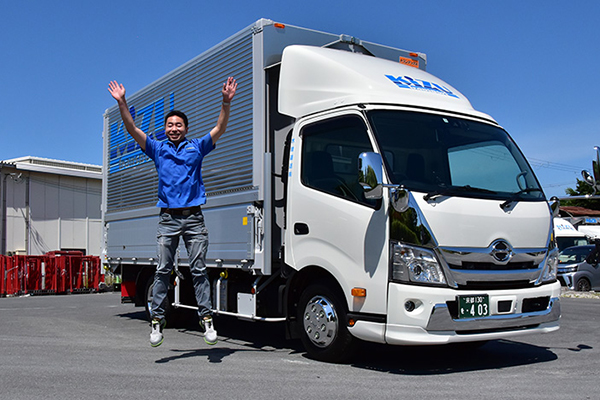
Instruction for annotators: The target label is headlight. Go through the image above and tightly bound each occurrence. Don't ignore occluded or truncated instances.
[542,247,559,283]
[558,265,578,274]
[391,242,446,285]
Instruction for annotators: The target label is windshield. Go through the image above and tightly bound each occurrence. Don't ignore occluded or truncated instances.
[558,246,593,264]
[556,236,589,252]
[367,110,545,201]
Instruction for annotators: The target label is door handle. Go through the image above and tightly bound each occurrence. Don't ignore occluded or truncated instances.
[294,223,309,235]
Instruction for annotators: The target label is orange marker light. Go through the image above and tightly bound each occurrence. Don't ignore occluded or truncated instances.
[399,56,419,69]
[274,23,286,29]
[409,52,419,57]
[351,287,367,297]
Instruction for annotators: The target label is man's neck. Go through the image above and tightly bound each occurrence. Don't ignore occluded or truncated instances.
[169,138,187,147]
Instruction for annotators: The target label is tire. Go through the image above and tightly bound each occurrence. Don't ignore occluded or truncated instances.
[297,282,356,363]
[575,277,591,292]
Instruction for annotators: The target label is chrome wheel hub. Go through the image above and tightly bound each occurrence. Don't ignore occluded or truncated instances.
[303,295,338,348]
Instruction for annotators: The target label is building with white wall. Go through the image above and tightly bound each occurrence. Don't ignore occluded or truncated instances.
[0,157,102,256]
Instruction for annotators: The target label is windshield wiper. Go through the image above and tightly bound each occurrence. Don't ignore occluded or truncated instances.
[499,188,544,210]
[424,185,498,201]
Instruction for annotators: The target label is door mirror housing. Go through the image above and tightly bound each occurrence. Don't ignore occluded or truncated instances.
[582,170,595,186]
[582,146,600,194]
[358,152,384,200]
[548,196,560,218]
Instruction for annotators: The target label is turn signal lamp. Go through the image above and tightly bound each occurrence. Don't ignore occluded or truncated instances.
[351,287,366,297]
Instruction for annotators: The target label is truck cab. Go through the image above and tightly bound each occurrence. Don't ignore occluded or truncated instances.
[279,45,560,359]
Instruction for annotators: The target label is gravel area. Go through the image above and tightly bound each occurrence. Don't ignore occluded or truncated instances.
[561,287,600,299]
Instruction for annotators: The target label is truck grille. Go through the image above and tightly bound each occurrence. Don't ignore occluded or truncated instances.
[449,261,535,271]
[456,280,534,290]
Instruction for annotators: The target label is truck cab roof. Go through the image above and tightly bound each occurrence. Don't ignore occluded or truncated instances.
[278,45,495,122]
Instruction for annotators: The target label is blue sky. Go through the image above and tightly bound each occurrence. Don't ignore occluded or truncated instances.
[1,1,598,198]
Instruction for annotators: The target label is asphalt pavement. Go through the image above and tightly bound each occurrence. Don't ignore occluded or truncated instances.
[0,291,598,400]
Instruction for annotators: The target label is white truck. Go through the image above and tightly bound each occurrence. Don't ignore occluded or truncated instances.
[102,19,561,362]
[554,217,588,251]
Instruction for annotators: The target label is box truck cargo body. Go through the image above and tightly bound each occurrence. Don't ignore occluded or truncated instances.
[103,19,560,362]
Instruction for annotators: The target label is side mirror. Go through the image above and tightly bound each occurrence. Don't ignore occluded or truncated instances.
[549,196,560,218]
[582,170,595,186]
[593,146,600,188]
[358,152,384,199]
[586,238,600,266]
[390,187,409,213]
[580,146,600,193]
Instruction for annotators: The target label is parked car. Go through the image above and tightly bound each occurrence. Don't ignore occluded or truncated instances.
[557,245,600,291]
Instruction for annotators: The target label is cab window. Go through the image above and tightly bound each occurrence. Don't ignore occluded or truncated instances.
[300,115,378,207]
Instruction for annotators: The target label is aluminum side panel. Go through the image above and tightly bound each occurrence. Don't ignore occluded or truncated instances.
[106,203,255,263]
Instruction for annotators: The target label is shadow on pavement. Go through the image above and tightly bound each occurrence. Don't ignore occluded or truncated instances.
[154,316,304,364]
[350,339,561,375]
[117,309,592,373]
[155,347,239,364]
[117,310,304,363]
[117,310,147,322]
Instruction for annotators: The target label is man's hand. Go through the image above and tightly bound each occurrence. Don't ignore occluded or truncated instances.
[222,77,237,104]
[211,77,238,144]
[107,80,147,151]
[108,81,126,103]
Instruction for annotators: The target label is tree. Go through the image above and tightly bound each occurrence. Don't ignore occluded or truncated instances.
[561,179,600,210]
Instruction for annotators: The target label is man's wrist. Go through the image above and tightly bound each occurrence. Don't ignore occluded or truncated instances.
[222,101,230,106]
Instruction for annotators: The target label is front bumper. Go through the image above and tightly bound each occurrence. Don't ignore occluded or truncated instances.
[349,281,561,345]
[558,273,575,290]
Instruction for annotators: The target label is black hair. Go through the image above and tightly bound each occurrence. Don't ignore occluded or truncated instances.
[164,110,188,128]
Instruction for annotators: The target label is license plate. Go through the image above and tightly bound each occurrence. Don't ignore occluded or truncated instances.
[458,295,490,319]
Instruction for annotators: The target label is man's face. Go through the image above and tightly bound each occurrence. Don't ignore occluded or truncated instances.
[165,115,188,144]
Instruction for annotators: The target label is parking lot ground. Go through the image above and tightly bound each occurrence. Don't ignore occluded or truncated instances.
[0,291,599,400]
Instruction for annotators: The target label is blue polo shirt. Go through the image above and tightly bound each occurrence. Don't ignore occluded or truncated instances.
[144,133,214,208]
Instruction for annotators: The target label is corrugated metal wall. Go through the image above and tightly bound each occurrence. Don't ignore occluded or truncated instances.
[2,170,102,256]
[105,29,255,213]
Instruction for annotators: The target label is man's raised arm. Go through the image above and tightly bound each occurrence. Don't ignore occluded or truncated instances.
[108,81,147,151]
[210,77,238,145]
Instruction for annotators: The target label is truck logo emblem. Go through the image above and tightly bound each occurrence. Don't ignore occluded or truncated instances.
[490,240,513,263]
[385,75,459,98]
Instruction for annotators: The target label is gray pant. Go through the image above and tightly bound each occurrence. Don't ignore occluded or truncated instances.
[151,210,211,321]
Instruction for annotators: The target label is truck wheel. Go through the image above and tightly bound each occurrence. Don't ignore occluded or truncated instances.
[575,277,591,292]
[297,282,356,363]
[144,278,173,326]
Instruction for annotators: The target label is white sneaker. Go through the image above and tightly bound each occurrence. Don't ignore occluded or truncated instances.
[150,319,165,347]
[200,317,218,345]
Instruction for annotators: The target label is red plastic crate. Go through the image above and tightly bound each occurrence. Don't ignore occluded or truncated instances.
[0,253,101,296]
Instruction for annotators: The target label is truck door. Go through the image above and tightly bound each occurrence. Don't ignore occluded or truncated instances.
[285,111,389,313]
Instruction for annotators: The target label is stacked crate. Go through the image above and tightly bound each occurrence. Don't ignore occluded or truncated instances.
[0,252,101,297]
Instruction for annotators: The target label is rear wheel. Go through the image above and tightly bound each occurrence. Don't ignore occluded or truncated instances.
[575,277,591,292]
[297,282,356,363]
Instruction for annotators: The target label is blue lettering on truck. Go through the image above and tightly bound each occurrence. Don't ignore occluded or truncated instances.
[109,93,175,173]
[385,75,459,98]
